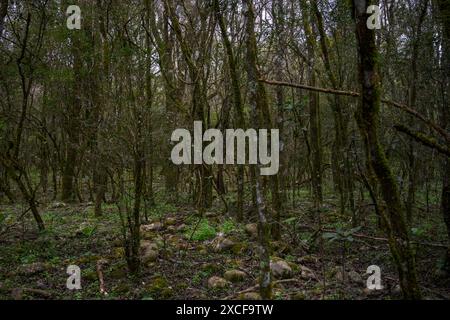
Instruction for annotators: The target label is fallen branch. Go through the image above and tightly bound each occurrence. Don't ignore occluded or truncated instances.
[296,224,448,249]
[421,286,450,300]
[23,288,53,298]
[259,78,450,143]
[0,207,32,239]
[394,125,450,157]
[96,259,108,296]
[259,78,360,97]
[223,279,301,300]
[10,288,52,299]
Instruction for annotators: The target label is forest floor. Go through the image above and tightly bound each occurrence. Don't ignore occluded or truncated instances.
[0,192,449,300]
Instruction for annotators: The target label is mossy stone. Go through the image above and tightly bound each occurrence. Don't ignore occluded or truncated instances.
[146,277,173,299]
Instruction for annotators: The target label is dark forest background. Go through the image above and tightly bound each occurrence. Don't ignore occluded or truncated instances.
[0,0,449,300]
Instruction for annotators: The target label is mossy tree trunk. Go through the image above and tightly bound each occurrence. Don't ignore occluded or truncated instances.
[351,0,421,299]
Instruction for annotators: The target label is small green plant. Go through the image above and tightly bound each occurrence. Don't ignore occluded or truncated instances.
[323,226,362,293]
[411,227,425,237]
[285,254,296,262]
[186,219,216,241]
[322,226,361,243]
[410,223,433,239]
[20,253,38,264]
[219,219,236,234]
[192,270,211,285]
[80,225,97,237]
[49,256,61,265]
[283,217,297,226]
[149,202,177,219]
[274,291,284,300]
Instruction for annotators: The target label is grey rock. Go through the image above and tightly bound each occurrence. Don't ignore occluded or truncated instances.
[239,292,261,300]
[211,235,235,252]
[224,270,247,283]
[244,223,258,239]
[142,249,159,264]
[207,276,230,289]
[270,259,292,279]
[348,270,363,284]
[300,265,317,280]
[165,217,177,226]
[141,222,163,232]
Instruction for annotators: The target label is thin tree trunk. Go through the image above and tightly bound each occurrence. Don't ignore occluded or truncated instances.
[270,0,286,240]
[148,2,180,197]
[406,0,427,224]
[301,0,323,208]
[214,0,245,221]
[0,0,7,37]
[435,0,450,275]
[313,1,349,216]
[62,26,82,202]
[144,0,154,208]
[244,0,272,299]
